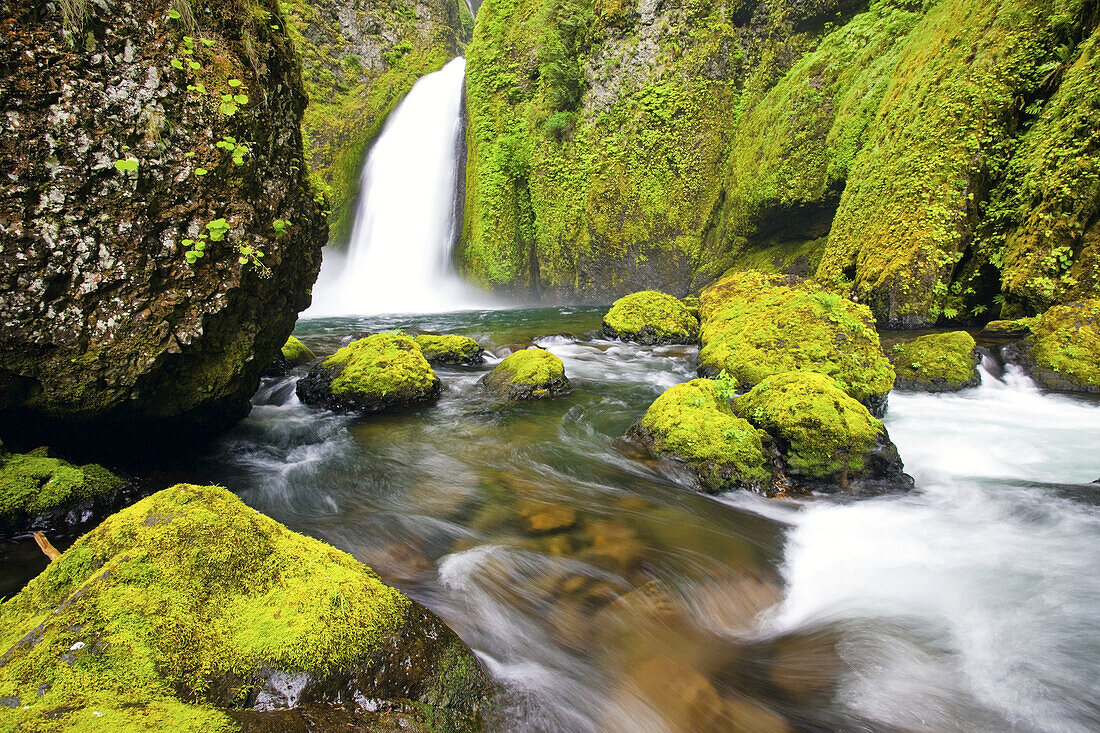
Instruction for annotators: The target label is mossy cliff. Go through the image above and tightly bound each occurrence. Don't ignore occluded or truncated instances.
[460,0,1100,325]
[0,484,491,731]
[282,0,472,241]
[0,0,327,457]
[1010,298,1100,392]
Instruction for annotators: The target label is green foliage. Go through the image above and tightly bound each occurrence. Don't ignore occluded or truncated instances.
[205,218,230,241]
[272,218,291,237]
[113,158,139,173]
[713,369,738,403]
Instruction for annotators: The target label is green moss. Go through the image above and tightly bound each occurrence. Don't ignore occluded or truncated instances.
[733,371,883,479]
[0,451,124,520]
[1026,298,1100,390]
[602,290,699,344]
[636,379,771,492]
[889,331,980,392]
[697,271,895,405]
[280,335,315,366]
[493,349,564,385]
[413,334,484,364]
[982,317,1037,336]
[323,333,440,402]
[0,484,410,730]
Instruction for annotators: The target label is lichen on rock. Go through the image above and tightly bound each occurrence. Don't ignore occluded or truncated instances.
[414,334,485,365]
[888,331,980,392]
[0,484,492,730]
[296,333,442,412]
[697,271,894,414]
[1011,298,1100,392]
[733,371,911,494]
[480,348,571,400]
[602,291,700,345]
[627,379,772,494]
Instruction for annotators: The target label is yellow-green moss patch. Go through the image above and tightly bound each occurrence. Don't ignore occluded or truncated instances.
[602,291,700,345]
[633,379,771,493]
[1022,298,1100,391]
[0,450,124,520]
[281,335,316,366]
[889,331,980,392]
[697,271,894,409]
[480,348,570,399]
[414,334,485,365]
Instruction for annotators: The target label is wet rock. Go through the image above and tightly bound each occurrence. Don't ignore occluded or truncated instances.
[265,336,317,376]
[723,697,792,733]
[0,0,327,458]
[578,519,645,573]
[980,318,1036,339]
[0,484,492,730]
[603,290,700,345]
[1006,299,1100,393]
[888,331,980,392]
[297,334,441,412]
[607,656,729,733]
[413,334,485,365]
[515,500,577,534]
[734,372,913,495]
[479,348,571,400]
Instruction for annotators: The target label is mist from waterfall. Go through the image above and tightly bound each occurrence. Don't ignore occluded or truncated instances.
[306,57,494,317]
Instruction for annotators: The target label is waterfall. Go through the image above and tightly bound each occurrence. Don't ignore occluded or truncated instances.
[306,57,490,317]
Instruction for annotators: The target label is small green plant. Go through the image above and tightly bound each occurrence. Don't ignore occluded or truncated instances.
[182,236,207,264]
[272,219,291,237]
[206,218,231,241]
[113,158,139,174]
[216,136,250,166]
[714,369,738,402]
[237,243,270,277]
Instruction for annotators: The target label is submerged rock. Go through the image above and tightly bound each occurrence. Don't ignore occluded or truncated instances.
[0,0,327,457]
[0,448,125,533]
[297,334,441,412]
[0,484,492,730]
[734,372,912,495]
[480,348,571,400]
[602,291,700,345]
[698,271,895,416]
[888,331,980,392]
[265,336,317,376]
[1008,299,1100,393]
[414,334,485,365]
[627,379,772,494]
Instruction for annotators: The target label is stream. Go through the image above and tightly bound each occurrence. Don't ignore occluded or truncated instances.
[188,307,1100,732]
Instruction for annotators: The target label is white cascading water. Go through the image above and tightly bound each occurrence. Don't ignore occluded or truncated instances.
[765,363,1100,732]
[307,57,492,316]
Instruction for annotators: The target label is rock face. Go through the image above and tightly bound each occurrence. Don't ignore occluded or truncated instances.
[414,333,485,365]
[0,484,492,731]
[480,348,571,399]
[888,331,981,392]
[283,0,471,240]
[0,0,327,457]
[603,291,699,345]
[697,271,894,415]
[460,0,1100,324]
[1009,298,1100,392]
[297,333,442,411]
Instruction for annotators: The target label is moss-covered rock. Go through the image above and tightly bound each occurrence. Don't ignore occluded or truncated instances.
[266,336,317,376]
[733,372,911,494]
[296,334,442,412]
[627,379,772,494]
[480,348,571,400]
[888,331,980,392]
[0,484,491,730]
[414,334,485,365]
[0,449,124,524]
[697,271,894,414]
[0,0,327,458]
[602,291,700,345]
[283,0,471,241]
[1012,299,1100,392]
[981,318,1037,338]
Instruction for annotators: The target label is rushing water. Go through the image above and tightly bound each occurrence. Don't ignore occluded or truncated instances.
[187,308,1100,732]
[306,58,493,316]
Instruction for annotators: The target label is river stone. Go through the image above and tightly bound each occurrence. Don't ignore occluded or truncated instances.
[296,334,442,412]
[0,0,326,458]
[0,484,492,730]
[265,336,317,376]
[602,290,700,345]
[888,331,980,392]
[414,334,485,365]
[516,501,578,534]
[479,348,571,400]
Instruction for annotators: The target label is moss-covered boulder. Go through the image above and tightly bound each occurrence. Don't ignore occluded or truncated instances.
[296,334,441,412]
[0,449,125,534]
[414,334,485,365]
[0,484,491,730]
[480,348,570,400]
[265,336,317,376]
[733,372,911,495]
[697,272,895,415]
[602,291,700,345]
[0,0,327,458]
[887,331,980,392]
[1011,299,1100,393]
[627,379,772,494]
[980,318,1036,338]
